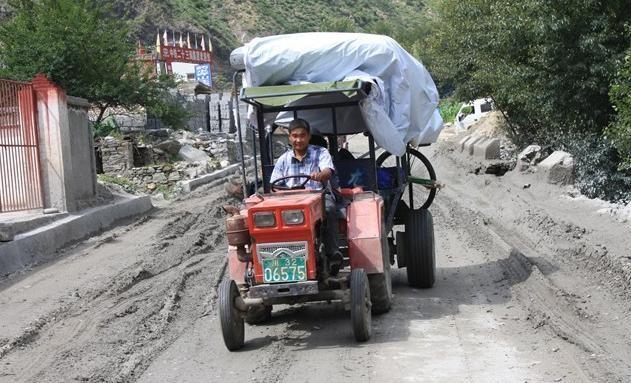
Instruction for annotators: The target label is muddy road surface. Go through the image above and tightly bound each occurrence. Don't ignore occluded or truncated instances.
[1,142,631,382]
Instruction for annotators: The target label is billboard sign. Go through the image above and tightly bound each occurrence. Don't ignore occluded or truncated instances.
[195,64,212,87]
[158,45,212,64]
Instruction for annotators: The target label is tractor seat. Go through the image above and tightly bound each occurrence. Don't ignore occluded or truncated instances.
[334,158,377,191]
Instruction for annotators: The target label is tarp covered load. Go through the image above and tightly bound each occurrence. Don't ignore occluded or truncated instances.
[240,33,442,155]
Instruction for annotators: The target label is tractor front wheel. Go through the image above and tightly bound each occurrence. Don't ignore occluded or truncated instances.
[351,268,372,342]
[368,233,393,314]
[219,279,245,351]
[405,209,436,288]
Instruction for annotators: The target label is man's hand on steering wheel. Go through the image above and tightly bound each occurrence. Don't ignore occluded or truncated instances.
[309,168,332,183]
[271,174,325,192]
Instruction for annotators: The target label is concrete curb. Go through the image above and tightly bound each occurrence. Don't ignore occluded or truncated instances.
[179,158,254,194]
[456,133,501,160]
[0,196,153,276]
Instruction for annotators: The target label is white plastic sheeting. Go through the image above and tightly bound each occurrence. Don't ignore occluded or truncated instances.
[242,33,443,155]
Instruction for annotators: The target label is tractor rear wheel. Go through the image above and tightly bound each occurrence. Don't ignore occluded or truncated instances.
[219,279,245,351]
[405,209,436,288]
[351,268,372,342]
[377,147,437,210]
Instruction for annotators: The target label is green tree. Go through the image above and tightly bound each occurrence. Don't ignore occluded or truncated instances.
[0,0,185,127]
[608,48,631,170]
[425,0,631,201]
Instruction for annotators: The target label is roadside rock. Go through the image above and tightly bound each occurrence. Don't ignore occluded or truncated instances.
[177,138,196,146]
[539,150,575,185]
[0,224,15,242]
[517,145,542,171]
[472,137,501,160]
[155,140,181,156]
[179,145,210,163]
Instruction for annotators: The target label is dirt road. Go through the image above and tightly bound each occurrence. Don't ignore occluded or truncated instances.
[1,140,630,382]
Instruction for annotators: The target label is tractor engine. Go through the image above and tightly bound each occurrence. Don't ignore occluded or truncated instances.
[226,213,252,262]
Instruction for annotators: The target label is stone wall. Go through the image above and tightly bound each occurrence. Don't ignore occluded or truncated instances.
[126,161,218,192]
[98,132,249,193]
[100,137,134,174]
[209,92,233,133]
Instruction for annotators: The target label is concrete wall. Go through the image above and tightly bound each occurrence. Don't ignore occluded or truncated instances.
[32,74,96,212]
[67,96,97,204]
[185,96,210,132]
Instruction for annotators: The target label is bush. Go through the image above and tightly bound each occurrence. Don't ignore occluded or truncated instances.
[98,174,136,193]
[438,98,461,122]
[525,130,631,202]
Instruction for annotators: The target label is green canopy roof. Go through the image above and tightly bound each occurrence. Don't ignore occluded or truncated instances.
[240,80,365,107]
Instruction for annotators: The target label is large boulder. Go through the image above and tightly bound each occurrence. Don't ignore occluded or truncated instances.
[154,140,181,156]
[179,144,210,163]
[539,150,575,185]
[177,138,196,146]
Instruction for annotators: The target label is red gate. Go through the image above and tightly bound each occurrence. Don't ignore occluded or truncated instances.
[0,79,43,212]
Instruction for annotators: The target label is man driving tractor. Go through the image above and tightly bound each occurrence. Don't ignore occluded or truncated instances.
[269,118,342,272]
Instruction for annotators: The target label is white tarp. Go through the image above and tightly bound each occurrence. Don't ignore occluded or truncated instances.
[242,33,443,155]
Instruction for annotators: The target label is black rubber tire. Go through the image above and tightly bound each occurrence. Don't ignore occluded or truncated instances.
[395,231,406,268]
[350,268,372,342]
[405,209,436,288]
[219,279,245,351]
[245,305,272,325]
[368,233,392,314]
[376,147,437,210]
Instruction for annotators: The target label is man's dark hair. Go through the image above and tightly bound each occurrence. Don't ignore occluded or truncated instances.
[288,118,310,133]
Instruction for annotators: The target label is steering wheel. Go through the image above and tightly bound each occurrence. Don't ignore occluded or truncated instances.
[271,174,323,192]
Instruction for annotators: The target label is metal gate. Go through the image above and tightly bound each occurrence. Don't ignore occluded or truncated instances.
[0,79,43,212]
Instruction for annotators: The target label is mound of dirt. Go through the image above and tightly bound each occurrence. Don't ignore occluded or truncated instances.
[467,111,508,138]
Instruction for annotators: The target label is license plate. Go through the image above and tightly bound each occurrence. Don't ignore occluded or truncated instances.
[262,257,307,283]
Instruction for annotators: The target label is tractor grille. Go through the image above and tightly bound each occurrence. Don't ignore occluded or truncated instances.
[256,241,308,260]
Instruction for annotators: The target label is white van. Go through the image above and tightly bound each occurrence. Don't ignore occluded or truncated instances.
[454,98,494,131]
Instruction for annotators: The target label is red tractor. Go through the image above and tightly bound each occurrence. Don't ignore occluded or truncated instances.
[219,77,438,350]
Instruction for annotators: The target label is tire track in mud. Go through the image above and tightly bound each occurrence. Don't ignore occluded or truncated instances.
[0,186,236,382]
[435,189,631,383]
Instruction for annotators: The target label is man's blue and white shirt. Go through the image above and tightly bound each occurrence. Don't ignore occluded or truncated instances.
[270,145,335,189]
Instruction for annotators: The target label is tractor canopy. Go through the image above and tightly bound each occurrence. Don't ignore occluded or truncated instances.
[232,32,444,156]
[240,80,372,136]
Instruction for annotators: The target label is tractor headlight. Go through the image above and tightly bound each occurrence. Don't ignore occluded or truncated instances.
[253,211,276,228]
[281,209,304,225]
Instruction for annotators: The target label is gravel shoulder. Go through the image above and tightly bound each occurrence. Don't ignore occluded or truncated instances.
[1,137,630,382]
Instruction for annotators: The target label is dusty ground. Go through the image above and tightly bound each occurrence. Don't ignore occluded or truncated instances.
[1,135,631,382]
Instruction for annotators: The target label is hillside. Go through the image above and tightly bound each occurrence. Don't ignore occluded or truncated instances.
[1,0,425,84]
[111,0,425,81]
[113,0,423,51]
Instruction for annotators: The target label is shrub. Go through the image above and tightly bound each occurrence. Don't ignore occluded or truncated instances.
[525,130,631,202]
[438,98,461,122]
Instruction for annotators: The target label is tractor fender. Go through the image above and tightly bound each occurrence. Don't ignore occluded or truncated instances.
[347,196,385,274]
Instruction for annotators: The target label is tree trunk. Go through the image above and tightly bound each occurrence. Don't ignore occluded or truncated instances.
[95,104,110,124]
